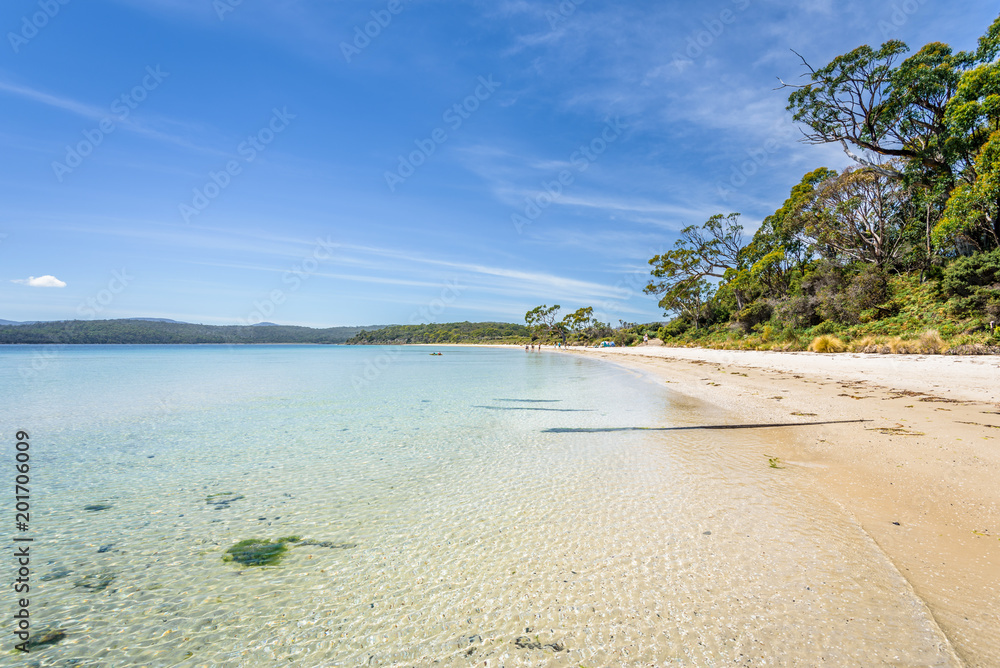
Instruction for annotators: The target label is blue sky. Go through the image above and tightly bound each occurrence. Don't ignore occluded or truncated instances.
[2,0,997,327]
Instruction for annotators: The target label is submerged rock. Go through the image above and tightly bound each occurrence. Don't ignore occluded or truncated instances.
[83,504,112,512]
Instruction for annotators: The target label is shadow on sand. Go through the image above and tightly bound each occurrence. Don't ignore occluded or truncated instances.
[475,405,593,412]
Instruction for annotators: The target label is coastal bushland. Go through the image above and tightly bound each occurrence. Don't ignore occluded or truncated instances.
[640,14,1000,354]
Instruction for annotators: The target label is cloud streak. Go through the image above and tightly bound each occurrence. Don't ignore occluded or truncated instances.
[0,79,221,156]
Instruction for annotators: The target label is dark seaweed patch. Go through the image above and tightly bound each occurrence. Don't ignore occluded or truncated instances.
[27,628,66,650]
[223,536,301,567]
[206,492,244,510]
[84,504,112,512]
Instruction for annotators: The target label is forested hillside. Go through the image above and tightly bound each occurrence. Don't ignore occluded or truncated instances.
[0,320,368,344]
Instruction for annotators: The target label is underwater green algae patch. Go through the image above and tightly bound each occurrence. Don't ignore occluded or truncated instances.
[223,536,301,567]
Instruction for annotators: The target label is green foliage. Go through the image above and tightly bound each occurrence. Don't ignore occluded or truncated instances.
[658,320,689,340]
[940,248,1000,316]
[787,263,891,326]
[561,307,595,332]
[937,130,1000,250]
[785,30,985,182]
[656,270,986,352]
[845,266,893,320]
[774,295,819,329]
[941,247,1000,296]
[786,39,909,145]
[786,13,1000,254]
[646,214,746,327]
[741,168,836,278]
[735,301,772,333]
[348,322,530,344]
[810,320,841,336]
[644,14,1000,356]
[943,21,1000,150]
[809,168,909,266]
[613,331,640,347]
[524,304,568,343]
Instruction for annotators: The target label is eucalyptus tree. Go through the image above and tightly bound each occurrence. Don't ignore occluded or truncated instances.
[645,213,746,326]
[808,167,909,267]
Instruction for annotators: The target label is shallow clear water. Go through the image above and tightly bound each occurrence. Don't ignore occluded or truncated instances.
[1,345,957,666]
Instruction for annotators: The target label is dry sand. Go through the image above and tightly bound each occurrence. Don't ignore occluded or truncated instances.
[552,344,1000,667]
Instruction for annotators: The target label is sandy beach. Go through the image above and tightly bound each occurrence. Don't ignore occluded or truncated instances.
[548,344,1000,667]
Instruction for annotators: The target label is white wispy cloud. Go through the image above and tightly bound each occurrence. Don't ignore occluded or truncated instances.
[12,275,67,288]
[328,242,631,301]
[0,80,220,156]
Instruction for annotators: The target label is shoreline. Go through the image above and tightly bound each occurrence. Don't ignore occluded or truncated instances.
[552,344,1000,667]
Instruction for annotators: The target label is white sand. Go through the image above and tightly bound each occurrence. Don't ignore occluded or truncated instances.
[570,345,1000,403]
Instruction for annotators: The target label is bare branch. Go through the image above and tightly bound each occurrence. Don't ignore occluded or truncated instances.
[774,76,808,91]
[790,48,816,75]
[839,140,903,178]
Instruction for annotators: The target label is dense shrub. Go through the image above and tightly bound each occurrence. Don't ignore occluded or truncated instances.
[941,248,1000,316]
[845,266,891,315]
[807,264,891,324]
[614,331,640,347]
[802,261,847,323]
[810,320,841,335]
[773,295,820,328]
[658,319,690,340]
[735,301,772,332]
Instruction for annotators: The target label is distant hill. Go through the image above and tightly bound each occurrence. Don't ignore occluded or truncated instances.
[0,319,376,344]
[0,319,37,326]
[349,321,530,344]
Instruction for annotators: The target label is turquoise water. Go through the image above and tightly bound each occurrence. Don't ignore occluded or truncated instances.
[1,345,958,666]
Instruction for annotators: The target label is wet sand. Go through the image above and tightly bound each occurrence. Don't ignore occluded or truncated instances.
[557,345,1000,667]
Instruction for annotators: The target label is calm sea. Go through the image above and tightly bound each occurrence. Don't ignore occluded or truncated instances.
[1,345,956,666]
